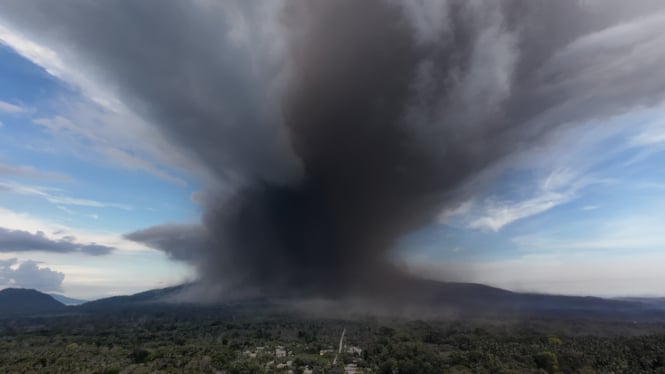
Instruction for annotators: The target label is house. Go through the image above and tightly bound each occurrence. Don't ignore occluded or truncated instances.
[347,346,362,355]
[344,363,360,374]
[275,346,287,357]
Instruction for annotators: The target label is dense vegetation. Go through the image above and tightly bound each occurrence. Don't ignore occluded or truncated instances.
[2,305,665,373]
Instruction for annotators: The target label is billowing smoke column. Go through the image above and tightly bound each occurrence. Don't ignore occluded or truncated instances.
[208,0,527,296]
[3,0,665,299]
[215,0,665,299]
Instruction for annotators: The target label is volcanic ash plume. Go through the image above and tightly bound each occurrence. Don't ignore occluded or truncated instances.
[3,0,665,300]
[130,0,665,299]
[131,0,665,299]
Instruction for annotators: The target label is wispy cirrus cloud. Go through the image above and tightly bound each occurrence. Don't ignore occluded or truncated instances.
[438,102,665,234]
[31,111,190,187]
[0,100,25,114]
[100,147,186,187]
[0,23,119,111]
[46,195,131,210]
[444,169,599,232]
[632,119,665,146]
[0,24,191,187]
[55,205,98,220]
[0,161,70,181]
[0,180,132,210]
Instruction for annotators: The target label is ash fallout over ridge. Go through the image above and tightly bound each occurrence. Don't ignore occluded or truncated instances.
[2,0,665,300]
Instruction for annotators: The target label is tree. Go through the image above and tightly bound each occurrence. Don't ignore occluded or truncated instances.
[534,352,559,374]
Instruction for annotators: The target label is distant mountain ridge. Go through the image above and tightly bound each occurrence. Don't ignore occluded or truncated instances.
[78,284,188,311]
[48,293,88,306]
[404,279,650,318]
[74,280,665,321]
[0,288,66,315]
[2,282,665,321]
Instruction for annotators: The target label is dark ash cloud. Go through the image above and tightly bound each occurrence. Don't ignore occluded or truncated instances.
[0,258,65,292]
[125,223,211,263]
[2,0,665,300]
[0,227,113,256]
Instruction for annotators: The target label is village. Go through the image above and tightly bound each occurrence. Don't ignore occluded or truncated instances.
[241,342,366,373]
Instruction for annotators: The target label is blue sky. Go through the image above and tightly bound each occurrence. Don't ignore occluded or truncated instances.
[0,44,198,298]
[1,3,665,299]
[397,108,665,296]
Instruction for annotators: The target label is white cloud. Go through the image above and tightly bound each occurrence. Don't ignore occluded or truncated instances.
[0,100,25,114]
[0,258,65,292]
[468,195,567,232]
[446,169,597,232]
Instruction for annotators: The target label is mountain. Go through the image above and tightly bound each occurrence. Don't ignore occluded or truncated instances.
[3,282,664,321]
[77,280,665,322]
[405,279,657,320]
[617,297,665,310]
[49,293,88,306]
[0,288,67,315]
[78,284,189,312]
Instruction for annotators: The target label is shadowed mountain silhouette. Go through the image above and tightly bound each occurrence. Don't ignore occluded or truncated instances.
[2,282,663,321]
[0,288,66,315]
[48,293,88,306]
[77,280,665,322]
[78,284,190,312]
